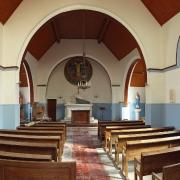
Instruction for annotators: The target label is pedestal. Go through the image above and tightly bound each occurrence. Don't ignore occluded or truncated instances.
[134,108,141,120]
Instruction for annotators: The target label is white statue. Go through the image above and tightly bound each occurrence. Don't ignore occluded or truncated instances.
[135,92,140,109]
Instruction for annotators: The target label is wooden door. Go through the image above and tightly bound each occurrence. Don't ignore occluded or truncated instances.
[47,99,57,121]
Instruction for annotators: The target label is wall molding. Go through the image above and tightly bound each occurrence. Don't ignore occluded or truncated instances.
[0,65,19,71]
[147,36,180,73]
[37,84,47,87]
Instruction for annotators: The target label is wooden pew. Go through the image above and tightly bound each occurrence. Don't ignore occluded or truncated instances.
[99,120,145,140]
[0,140,58,162]
[104,125,151,150]
[122,136,180,178]
[16,126,66,142]
[0,151,52,161]
[0,129,64,142]
[0,134,63,158]
[152,162,180,180]
[134,146,180,180]
[108,127,174,156]
[33,123,66,136]
[0,159,76,180]
[115,130,180,160]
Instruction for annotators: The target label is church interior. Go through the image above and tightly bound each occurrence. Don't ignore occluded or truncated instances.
[0,0,180,179]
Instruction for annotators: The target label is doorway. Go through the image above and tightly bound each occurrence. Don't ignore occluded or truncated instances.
[47,99,57,121]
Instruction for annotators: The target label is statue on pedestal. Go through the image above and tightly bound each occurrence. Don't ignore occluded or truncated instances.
[134,92,141,120]
[135,92,140,109]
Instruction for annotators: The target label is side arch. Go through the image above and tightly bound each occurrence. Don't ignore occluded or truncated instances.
[124,59,147,105]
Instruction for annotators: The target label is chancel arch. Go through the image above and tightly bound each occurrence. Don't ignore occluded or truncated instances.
[46,57,112,120]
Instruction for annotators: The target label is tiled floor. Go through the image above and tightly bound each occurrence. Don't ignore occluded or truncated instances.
[62,127,123,180]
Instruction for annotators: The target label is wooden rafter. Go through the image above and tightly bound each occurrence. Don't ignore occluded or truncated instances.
[51,19,61,43]
[97,18,110,44]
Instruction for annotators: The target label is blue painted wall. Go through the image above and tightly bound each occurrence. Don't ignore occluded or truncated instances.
[22,103,31,120]
[111,103,122,120]
[92,103,112,120]
[56,104,65,120]
[0,104,19,129]
[145,104,165,127]
[145,103,180,129]
[163,104,180,130]
[56,103,122,120]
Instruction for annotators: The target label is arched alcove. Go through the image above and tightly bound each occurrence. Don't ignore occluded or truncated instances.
[123,59,147,120]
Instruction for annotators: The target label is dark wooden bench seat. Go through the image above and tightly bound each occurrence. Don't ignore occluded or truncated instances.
[104,125,151,151]
[0,151,52,161]
[134,146,180,180]
[107,127,174,156]
[0,159,76,180]
[0,134,63,157]
[122,135,180,177]
[33,123,66,137]
[0,129,65,144]
[115,130,180,159]
[16,126,66,142]
[152,162,180,180]
[98,120,145,139]
[0,140,58,162]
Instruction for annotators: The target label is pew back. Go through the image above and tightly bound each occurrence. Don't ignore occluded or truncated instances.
[137,147,180,177]
[163,163,180,180]
[0,159,76,180]
[0,140,58,161]
[99,120,145,139]
[0,151,52,161]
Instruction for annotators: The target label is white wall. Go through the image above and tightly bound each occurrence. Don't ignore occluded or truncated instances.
[0,23,3,63]
[165,68,180,104]
[19,87,30,104]
[146,72,165,103]
[37,39,140,103]
[46,59,112,104]
[146,13,180,104]
[0,70,19,104]
[162,13,180,67]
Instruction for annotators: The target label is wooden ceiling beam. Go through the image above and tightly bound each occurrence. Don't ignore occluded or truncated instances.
[51,19,61,43]
[97,18,110,44]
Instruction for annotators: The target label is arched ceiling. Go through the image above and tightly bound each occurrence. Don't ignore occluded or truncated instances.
[0,1,179,60]
[27,10,138,60]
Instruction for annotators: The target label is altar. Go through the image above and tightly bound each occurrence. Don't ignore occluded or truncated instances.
[64,104,93,123]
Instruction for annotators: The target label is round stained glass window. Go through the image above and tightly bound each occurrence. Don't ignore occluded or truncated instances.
[64,56,92,85]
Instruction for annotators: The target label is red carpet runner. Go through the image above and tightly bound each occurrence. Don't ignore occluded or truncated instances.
[72,127,110,180]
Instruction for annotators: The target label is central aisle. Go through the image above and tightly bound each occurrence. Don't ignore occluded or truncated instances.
[62,127,123,180]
